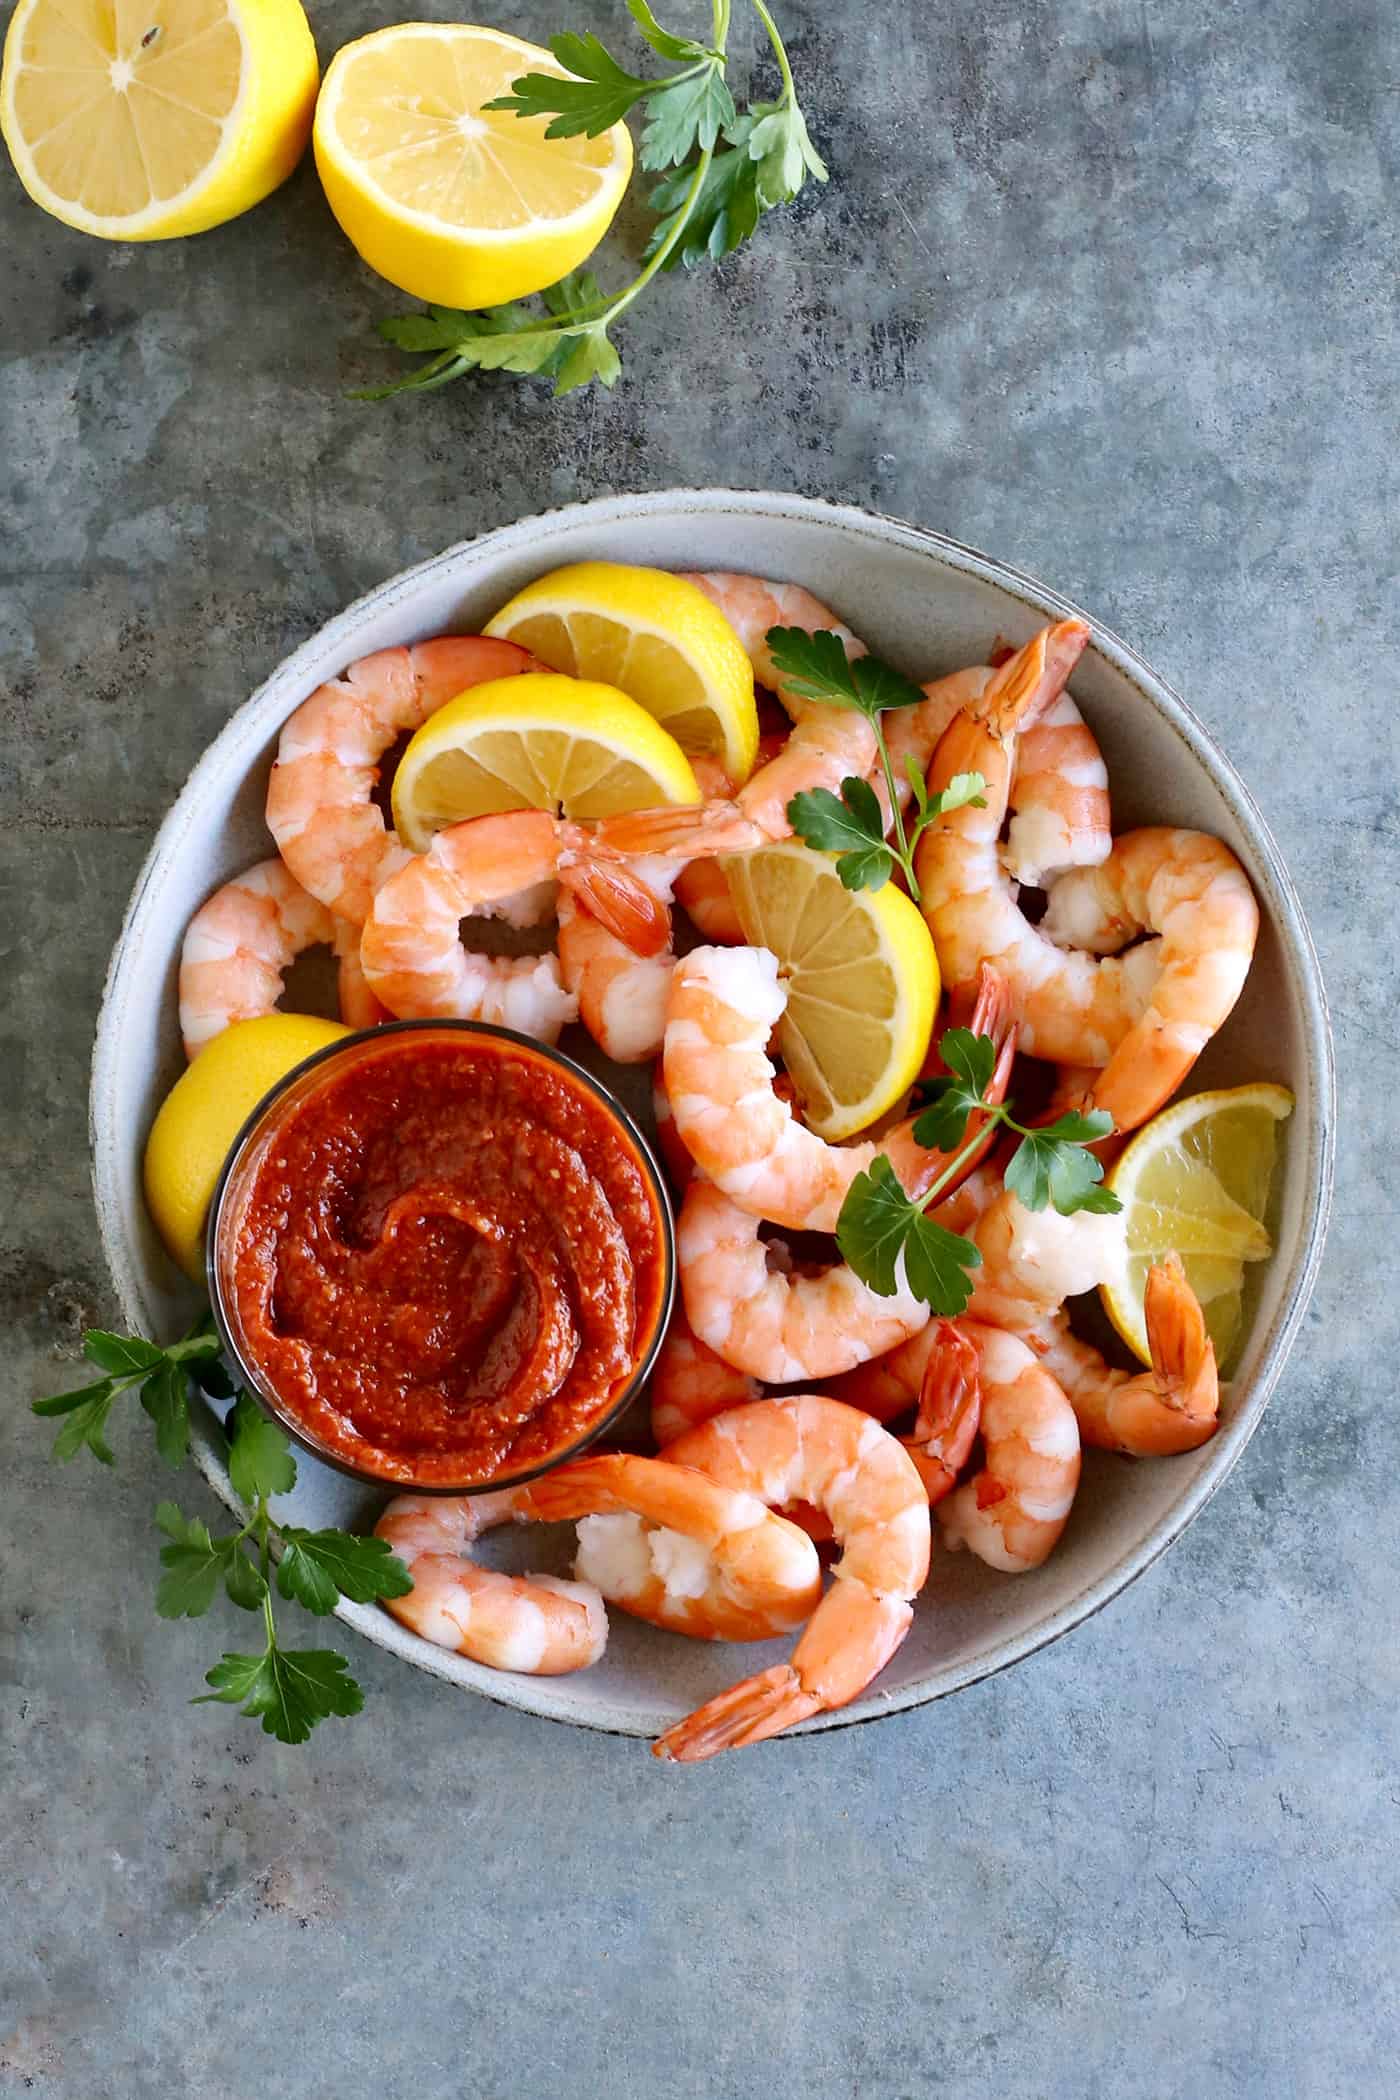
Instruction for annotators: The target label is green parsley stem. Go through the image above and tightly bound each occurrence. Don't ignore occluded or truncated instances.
[748,0,795,102]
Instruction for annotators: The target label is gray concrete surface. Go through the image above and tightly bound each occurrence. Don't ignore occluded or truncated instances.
[2,0,1394,2092]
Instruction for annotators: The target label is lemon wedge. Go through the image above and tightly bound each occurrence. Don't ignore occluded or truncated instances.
[145,1014,349,1280]
[313,25,631,308]
[485,562,760,786]
[1,0,317,240]
[391,672,701,852]
[1100,1081,1294,1370]
[724,841,940,1141]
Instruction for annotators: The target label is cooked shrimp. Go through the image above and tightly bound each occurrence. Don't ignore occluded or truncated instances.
[1034,829,1260,1130]
[375,1493,607,1674]
[822,1169,1002,1422]
[517,1451,822,1643]
[179,858,337,1058]
[651,1063,695,1196]
[649,1303,760,1448]
[653,1395,931,1759]
[962,1184,1127,1334]
[885,660,1111,886]
[359,809,665,1043]
[671,729,789,940]
[933,1323,1081,1571]
[678,1175,930,1382]
[333,921,390,1031]
[1033,1255,1220,1454]
[557,855,684,1063]
[266,635,537,924]
[662,946,1015,1234]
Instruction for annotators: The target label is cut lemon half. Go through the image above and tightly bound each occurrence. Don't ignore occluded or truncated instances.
[1,0,317,241]
[392,672,700,851]
[1101,1082,1294,1371]
[313,26,631,308]
[145,1013,349,1280]
[485,562,759,786]
[725,841,940,1141]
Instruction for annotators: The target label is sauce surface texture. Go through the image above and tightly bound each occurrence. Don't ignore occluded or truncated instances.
[222,1031,669,1485]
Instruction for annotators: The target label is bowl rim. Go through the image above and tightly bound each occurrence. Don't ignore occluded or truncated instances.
[204,1017,677,1497]
[90,486,1336,1738]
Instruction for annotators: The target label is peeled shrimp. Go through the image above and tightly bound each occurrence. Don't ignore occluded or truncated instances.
[885,658,1111,885]
[653,1395,931,1759]
[266,635,536,925]
[678,1175,930,1382]
[557,855,684,1063]
[518,1451,822,1643]
[672,727,789,941]
[663,946,1015,1234]
[180,858,338,1059]
[963,1184,1127,1334]
[359,809,665,1044]
[649,1303,760,1448]
[1035,829,1260,1130]
[928,1323,1082,1571]
[1033,1255,1220,1454]
[375,1493,607,1674]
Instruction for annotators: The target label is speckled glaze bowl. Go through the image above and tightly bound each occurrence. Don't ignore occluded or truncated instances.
[91,490,1334,1741]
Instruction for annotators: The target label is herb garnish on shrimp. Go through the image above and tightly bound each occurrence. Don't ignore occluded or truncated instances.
[768,626,989,901]
[837,1027,1123,1318]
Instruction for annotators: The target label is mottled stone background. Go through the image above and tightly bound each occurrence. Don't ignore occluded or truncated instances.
[2,0,1394,2092]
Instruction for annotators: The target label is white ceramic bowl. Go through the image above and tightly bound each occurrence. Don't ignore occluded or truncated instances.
[91,490,1334,1740]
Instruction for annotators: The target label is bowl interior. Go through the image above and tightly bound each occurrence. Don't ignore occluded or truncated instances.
[91,490,1332,1737]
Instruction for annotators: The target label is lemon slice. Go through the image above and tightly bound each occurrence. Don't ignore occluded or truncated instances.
[1101,1082,1294,1370]
[391,672,701,852]
[485,562,760,786]
[724,841,940,1141]
[1,0,317,240]
[313,26,631,308]
[145,1013,349,1280]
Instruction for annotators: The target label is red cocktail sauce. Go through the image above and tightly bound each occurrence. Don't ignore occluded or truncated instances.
[217,1029,670,1487]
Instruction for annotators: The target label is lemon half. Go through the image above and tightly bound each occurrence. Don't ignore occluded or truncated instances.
[486,562,760,786]
[725,841,939,1141]
[1101,1081,1294,1370]
[391,672,701,852]
[313,25,631,308]
[1,0,317,241]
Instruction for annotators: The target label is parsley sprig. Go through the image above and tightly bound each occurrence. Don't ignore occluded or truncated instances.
[33,1328,411,1745]
[836,1028,1123,1317]
[362,0,825,401]
[768,627,987,902]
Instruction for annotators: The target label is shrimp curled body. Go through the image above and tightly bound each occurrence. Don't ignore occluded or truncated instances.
[654,1396,932,1760]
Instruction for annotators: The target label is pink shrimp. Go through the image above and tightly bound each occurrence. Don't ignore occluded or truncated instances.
[266,635,538,924]
[556,855,685,1063]
[518,1451,822,1643]
[653,1396,931,1759]
[885,657,1111,885]
[358,810,665,1044]
[180,858,338,1059]
[375,1493,608,1674]
[932,1323,1082,1572]
[662,946,1015,1233]
[1033,1255,1220,1455]
[649,1303,760,1448]
[677,1175,931,1383]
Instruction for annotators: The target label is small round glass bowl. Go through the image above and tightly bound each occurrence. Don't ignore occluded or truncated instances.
[205,1020,676,1495]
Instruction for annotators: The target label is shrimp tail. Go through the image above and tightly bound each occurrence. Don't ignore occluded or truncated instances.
[980,618,1090,736]
[558,858,671,958]
[905,1321,982,1503]
[1145,1255,1219,1429]
[591,802,767,862]
[653,1665,822,1762]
